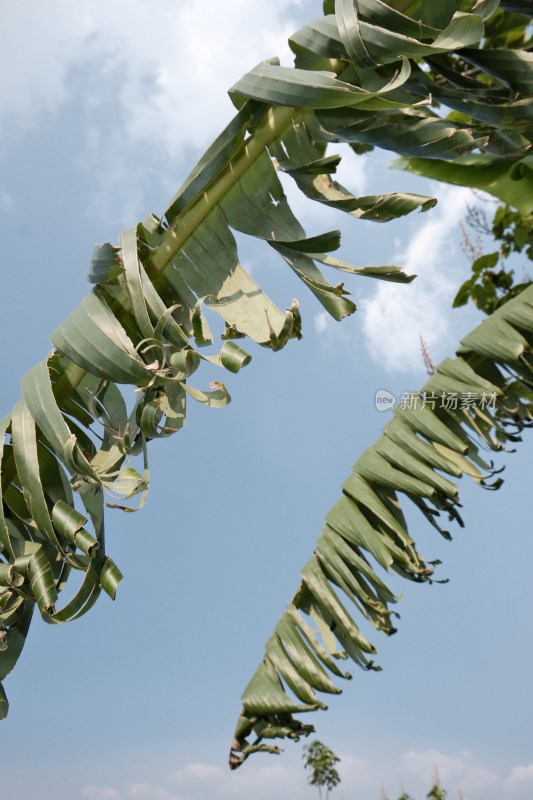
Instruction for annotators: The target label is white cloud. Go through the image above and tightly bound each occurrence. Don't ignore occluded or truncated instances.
[170,761,222,784]
[313,308,354,352]
[0,189,13,211]
[400,748,507,800]
[1,1,301,150]
[127,784,182,800]
[108,1,300,156]
[82,787,122,800]
[0,2,93,141]
[1,1,367,230]
[170,760,306,799]
[1,1,306,223]
[460,767,501,796]
[403,747,469,783]
[80,762,306,800]
[77,751,533,800]
[336,146,368,197]
[508,763,533,784]
[314,310,330,334]
[278,143,369,232]
[338,753,378,790]
[506,763,533,796]
[361,185,474,374]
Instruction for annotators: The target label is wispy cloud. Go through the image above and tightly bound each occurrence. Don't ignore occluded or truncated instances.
[1,1,304,224]
[0,3,92,144]
[81,761,307,800]
[1,1,300,147]
[506,763,533,796]
[403,746,472,783]
[128,784,182,800]
[361,185,475,374]
[402,747,502,796]
[170,760,306,799]
[0,189,14,211]
[313,308,355,354]
[400,749,533,799]
[82,787,121,800]
[78,749,533,800]
[279,143,369,232]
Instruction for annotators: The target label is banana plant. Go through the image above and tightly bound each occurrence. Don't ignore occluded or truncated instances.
[229,0,533,764]
[230,282,533,766]
[0,0,531,766]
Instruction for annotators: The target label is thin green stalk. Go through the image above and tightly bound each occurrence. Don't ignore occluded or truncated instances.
[149,105,298,274]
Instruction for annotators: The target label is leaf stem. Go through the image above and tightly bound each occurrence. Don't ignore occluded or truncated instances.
[149,105,298,274]
[1,105,299,490]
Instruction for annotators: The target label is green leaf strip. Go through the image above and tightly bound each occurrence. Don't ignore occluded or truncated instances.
[230,284,533,767]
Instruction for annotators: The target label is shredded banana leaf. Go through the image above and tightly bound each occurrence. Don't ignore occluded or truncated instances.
[230,285,533,768]
[1,0,532,753]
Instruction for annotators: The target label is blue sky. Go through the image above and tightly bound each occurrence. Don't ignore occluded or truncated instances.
[1,2,532,799]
